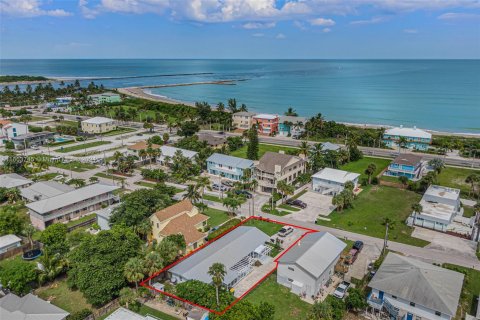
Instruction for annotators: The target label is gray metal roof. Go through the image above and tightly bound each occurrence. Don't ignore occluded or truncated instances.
[207,153,254,170]
[368,253,464,316]
[279,116,306,123]
[170,226,269,285]
[21,181,74,202]
[0,173,32,189]
[0,234,22,249]
[278,232,346,278]
[26,183,119,214]
[233,111,257,117]
[0,293,69,320]
[321,142,342,151]
[104,307,145,320]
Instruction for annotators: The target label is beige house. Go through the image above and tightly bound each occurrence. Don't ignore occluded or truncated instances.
[232,111,256,130]
[255,151,307,193]
[150,199,209,252]
[81,117,116,134]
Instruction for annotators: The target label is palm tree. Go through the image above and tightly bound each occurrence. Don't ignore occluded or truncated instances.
[227,98,237,113]
[284,107,298,116]
[196,176,211,203]
[216,102,225,112]
[299,141,309,157]
[124,257,145,291]
[89,176,99,184]
[134,219,152,241]
[5,188,20,204]
[276,180,294,203]
[332,193,345,212]
[143,251,163,285]
[222,196,242,216]
[38,248,65,285]
[465,174,480,198]
[398,136,408,153]
[138,149,147,164]
[23,223,36,249]
[208,262,227,306]
[119,287,137,310]
[364,163,377,185]
[398,175,409,188]
[411,203,423,226]
[184,184,201,204]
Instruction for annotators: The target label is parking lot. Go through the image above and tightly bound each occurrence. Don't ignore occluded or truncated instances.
[286,191,335,222]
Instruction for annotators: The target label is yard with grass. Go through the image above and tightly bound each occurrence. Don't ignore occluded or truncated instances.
[203,207,230,227]
[55,141,111,153]
[66,213,96,229]
[29,154,97,172]
[134,181,156,188]
[230,143,299,159]
[437,166,480,198]
[101,127,136,136]
[340,156,391,179]
[442,264,480,320]
[243,219,284,236]
[138,305,180,320]
[95,172,126,181]
[245,273,311,320]
[35,278,92,314]
[278,204,301,212]
[316,185,428,247]
[203,194,223,203]
[207,218,241,240]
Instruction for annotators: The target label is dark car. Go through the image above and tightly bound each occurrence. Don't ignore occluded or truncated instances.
[222,180,234,188]
[235,190,253,199]
[353,240,364,252]
[286,199,307,209]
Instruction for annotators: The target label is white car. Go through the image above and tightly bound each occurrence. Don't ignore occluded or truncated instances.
[53,175,64,181]
[278,226,294,237]
[333,281,350,299]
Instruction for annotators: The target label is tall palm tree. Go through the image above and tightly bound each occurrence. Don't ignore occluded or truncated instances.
[143,251,163,285]
[23,223,36,249]
[411,203,423,226]
[465,174,480,198]
[299,141,309,157]
[38,248,65,285]
[364,163,377,185]
[208,262,227,306]
[276,180,294,204]
[184,184,201,204]
[196,176,211,203]
[124,257,145,291]
[398,136,408,153]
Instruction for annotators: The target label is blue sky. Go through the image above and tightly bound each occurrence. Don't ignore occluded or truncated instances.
[1,0,479,59]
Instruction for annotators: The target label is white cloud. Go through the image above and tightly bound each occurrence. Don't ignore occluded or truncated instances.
[276,33,286,39]
[322,28,331,33]
[242,21,275,29]
[403,28,418,34]
[252,32,264,37]
[438,12,480,20]
[293,20,307,30]
[0,0,72,17]
[309,17,335,26]
[350,16,389,25]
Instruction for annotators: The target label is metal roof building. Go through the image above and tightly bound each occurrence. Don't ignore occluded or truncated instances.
[21,181,74,202]
[0,293,69,320]
[0,173,32,189]
[207,153,255,170]
[368,253,464,319]
[169,226,270,287]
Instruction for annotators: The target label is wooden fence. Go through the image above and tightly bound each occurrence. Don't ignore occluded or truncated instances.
[0,241,42,261]
[84,298,120,320]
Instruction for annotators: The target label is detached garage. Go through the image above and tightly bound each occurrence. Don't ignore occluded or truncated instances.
[277,232,346,297]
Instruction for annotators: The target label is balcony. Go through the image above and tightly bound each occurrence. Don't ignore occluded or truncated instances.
[367,292,384,310]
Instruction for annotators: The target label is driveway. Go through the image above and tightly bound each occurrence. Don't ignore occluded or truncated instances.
[285,191,335,223]
[345,243,382,282]
[412,227,478,259]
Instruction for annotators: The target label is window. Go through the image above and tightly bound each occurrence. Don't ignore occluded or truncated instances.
[288,267,294,271]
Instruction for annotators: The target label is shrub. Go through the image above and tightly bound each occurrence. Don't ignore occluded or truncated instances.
[371,177,379,185]
[5,141,14,149]
[67,309,92,320]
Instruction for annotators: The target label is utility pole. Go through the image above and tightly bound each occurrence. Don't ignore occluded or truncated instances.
[383,222,389,255]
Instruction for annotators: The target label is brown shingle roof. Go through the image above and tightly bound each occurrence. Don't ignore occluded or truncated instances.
[160,212,208,244]
[392,153,423,166]
[197,134,227,146]
[154,199,194,221]
[256,151,304,174]
[127,140,161,151]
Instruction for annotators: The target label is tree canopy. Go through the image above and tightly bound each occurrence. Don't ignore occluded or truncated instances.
[0,258,37,295]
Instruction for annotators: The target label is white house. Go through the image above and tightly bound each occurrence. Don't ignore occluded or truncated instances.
[0,120,29,146]
[277,232,346,297]
[367,253,464,320]
[312,168,360,195]
[0,293,69,320]
[81,117,116,134]
[0,234,22,254]
[157,145,198,166]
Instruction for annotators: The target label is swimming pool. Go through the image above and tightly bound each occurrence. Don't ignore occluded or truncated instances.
[55,136,73,143]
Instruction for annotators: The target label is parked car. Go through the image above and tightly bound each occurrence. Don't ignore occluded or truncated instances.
[53,175,64,181]
[31,145,39,150]
[333,281,350,299]
[235,190,253,199]
[345,248,359,265]
[278,226,294,237]
[222,180,234,188]
[353,240,364,252]
[286,199,307,209]
[212,183,228,192]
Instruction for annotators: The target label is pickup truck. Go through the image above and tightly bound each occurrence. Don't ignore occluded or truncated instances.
[333,281,350,299]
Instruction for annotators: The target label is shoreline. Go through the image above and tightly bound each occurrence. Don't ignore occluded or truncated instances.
[118,86,480,138]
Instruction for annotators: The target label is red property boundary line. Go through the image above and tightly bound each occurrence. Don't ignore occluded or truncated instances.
[140,215,318,316]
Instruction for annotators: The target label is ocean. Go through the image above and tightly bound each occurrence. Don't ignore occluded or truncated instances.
[1,59,479,133]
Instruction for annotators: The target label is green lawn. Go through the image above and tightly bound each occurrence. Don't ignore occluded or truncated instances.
[245,274,311,320]
[54,120,79,127]
[135,181,156,188]
[442,264,480,319]
[340,157,391,179]
[203,194,223,203]
[207,218,241,240]
[243,219,283,236]
[66,213,96,228]
[55,141,111,153]
[317,185,428,247]
[35,278,92,314]
[203,207,230,227]
[137,305,180,320]
[29,154,96,172]
[463,206,476,218]
[230,143,299,159]
[100,127,136,136]
[278,204,301,212]
[94,172,126,181]
[437,166,480,198]
[33,172,65,181]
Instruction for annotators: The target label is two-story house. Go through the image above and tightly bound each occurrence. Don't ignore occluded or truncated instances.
[0,120,29,146]
[206,153,255,181]
[408,185,463,233]
[367,253,463,320]
[88,92,122,105]
[26,183,120,230]
[255,151,306,193]
[81,117,117,134]
[232,111,257,130]
[278,116,306,137]
[383,126,432,151]
[384,154,424,180]
[253,114,279,135]
[150,199,209,252]
[277,232,346,297]
[312,168,360,195]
